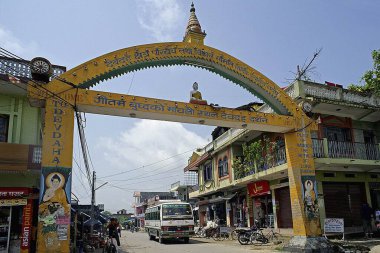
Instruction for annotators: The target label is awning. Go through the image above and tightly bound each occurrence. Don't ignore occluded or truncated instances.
[98,214,109,224]
[197,193,237,205]
[208,193,237,204]
[83,218,102,227]
[184,152,211,172]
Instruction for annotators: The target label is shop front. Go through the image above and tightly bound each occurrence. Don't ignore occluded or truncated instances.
[323,182,366,228]
[0,188,37,253]
[247,181,273,228]
[229,192,247,227]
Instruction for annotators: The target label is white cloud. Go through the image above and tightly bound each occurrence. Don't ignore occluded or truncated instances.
[136,0,184,41]
[92,120,208,212]
[0,25,38,59]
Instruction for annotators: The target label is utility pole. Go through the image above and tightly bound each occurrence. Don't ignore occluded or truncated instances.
[90,171,96,235]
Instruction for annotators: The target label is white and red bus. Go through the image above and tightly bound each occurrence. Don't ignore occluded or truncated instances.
[145,202,194,243]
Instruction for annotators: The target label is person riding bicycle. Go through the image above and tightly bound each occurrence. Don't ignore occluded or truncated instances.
[107,218,122,246]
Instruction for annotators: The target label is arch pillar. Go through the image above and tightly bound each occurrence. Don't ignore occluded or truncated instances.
[36,98,74,253]
[284,116,332,252]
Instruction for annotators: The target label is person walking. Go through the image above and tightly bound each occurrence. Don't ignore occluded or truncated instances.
[361,202,373,238]
[107,218,122,246]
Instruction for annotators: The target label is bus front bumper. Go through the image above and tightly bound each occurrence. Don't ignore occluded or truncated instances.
[160,231,195,238]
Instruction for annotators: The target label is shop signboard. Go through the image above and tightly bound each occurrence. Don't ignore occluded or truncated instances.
[324,218,344,233]
[323,218,344,240]
[247,181,270,197]
[0,188,30,199]
[0,199,27,206]
[20,200,33,253]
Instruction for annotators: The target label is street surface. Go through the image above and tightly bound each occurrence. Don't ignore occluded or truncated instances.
[118,230,279,253]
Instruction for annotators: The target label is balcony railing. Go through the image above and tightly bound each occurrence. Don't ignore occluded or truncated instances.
[312,138,380,160]
[0,56,66,79]
[234,146,287,180]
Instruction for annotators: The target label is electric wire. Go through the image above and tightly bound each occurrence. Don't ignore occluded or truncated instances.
[98,147,196,179]
[107,162,187,182]
[75,112,93,188]
[101,153,187,181]
[126,72,135,94]
[73,169,91,198]
[106,172,184,187]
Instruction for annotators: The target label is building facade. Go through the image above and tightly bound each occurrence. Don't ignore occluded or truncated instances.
[0,56,65,253]
[188,80,380,235]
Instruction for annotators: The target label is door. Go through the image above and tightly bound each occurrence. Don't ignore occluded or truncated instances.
[323,182,366,227]
[275,187,293,228]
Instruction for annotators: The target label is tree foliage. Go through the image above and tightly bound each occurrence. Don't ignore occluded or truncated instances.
[102,210,112,216]
[348,49,380,95]
[233,136,278,179]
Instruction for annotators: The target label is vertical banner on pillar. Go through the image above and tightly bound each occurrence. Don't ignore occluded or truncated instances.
[38,167,72,251]
[301,175,319,219]
[37,98,74,253]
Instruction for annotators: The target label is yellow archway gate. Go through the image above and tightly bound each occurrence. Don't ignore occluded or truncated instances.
[28,8,323,252]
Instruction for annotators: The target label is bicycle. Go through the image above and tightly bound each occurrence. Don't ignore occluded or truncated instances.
[212,227,230,241]
[102,235,117,253]
[194,226,206,238]
[264,227,284,245]
[230,222,244,240]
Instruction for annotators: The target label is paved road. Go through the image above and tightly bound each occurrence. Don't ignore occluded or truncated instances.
[119,231,278,253]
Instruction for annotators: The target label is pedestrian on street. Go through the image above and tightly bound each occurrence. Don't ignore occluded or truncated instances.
[361,202,373,238]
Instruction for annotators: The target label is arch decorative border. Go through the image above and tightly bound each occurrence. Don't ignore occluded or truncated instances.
[50,42,298,115]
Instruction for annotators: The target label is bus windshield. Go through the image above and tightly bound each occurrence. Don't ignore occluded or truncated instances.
[162,204,192,220]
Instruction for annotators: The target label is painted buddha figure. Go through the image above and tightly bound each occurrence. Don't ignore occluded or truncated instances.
[190,82,207,105]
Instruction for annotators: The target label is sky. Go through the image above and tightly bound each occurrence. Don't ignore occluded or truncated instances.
[1,0,379,212]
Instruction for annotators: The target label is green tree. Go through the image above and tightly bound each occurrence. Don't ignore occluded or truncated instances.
[102,210,112,216]
[232,136,278,179]
[348,49,380,95]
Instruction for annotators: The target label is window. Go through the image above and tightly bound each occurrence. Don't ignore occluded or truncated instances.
[204,162,213,181]
[0,115,9,142]
[323,126,352,142]
[218,156,229,177]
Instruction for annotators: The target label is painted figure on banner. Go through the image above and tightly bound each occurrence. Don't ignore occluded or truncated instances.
[301,175,321,235]
[190,82,207,105]
[37,168,71,252]
[302,177,318,219]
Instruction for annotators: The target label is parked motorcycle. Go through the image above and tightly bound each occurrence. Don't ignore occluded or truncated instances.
[236,221,268,245]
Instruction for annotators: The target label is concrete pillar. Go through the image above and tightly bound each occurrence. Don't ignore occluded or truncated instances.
[271,189,278,229]
[37,98,74,253]
[226,200,231,226]
[322,138,329,158]
[283,117,331,252]
[365,181,372,206]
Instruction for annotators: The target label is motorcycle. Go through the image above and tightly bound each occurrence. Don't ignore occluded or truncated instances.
[236,221,268,245]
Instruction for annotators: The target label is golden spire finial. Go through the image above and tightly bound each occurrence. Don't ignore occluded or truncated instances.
[183,2,206,44]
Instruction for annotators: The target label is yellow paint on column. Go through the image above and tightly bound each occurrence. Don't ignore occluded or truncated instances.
[37,98,74,253]
[284,116,321,237]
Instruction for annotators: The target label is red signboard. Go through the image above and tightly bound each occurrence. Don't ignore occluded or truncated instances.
[0,187,30,199]
[247,181,270,197]
[20,199,33,253]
